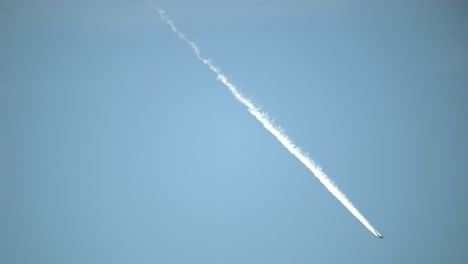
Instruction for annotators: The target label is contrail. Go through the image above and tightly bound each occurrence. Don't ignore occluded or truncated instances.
[156,8,381,238]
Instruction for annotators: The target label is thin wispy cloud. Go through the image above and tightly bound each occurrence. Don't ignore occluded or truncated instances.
[155,6,382,238]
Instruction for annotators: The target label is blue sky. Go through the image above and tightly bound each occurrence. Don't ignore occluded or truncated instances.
[1,0,467,263]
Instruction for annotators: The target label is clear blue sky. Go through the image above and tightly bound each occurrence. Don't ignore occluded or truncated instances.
[1,0,467,263]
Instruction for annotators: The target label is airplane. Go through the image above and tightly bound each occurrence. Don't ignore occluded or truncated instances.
[378,235,384,239]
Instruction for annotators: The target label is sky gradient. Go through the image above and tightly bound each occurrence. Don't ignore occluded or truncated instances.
[1,0,468,263]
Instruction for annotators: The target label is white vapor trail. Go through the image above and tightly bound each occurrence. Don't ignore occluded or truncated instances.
[156,8,381,238]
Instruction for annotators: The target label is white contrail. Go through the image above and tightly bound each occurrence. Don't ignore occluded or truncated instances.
[156,8,381,238]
